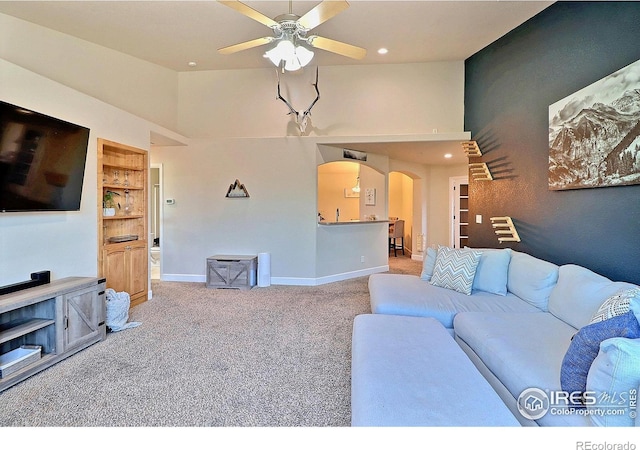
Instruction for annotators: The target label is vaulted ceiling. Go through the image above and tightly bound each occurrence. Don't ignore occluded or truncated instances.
[0,1,552,71]
[0,1,554,164]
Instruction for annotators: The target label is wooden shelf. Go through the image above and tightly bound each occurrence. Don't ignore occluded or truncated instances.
[469,162,493,181]
[103,162,145,171]
[462,140,482,157]
[97,138,149,307]
[0,353,56,383]
[102,184,144,190]
[0,319,55,345]
[490,216,521,243]
[102,214,144,220]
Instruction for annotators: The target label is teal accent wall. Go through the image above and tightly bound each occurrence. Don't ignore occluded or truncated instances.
[465,2,640,284]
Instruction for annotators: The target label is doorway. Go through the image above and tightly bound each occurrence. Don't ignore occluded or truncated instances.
[150,164,162,279]
[388,172,414,256]
[449,175,469,249]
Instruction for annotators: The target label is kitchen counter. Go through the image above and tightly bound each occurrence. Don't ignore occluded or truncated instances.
[318,220,390,226]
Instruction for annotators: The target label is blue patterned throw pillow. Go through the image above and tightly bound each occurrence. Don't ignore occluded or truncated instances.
[560,311,640,406]
[429,246,481,295]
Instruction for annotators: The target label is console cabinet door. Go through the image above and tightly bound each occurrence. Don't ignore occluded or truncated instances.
[128,243,147,300]
[104,246,127,293]
[103,242,147,307]
[63,286,101,351]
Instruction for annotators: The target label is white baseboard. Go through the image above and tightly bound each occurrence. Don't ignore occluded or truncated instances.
[161,274,206,283]
[156,266,388,287]
[272,265,389,286]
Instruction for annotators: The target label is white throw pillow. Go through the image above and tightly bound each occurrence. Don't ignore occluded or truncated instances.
[429,246,481,296]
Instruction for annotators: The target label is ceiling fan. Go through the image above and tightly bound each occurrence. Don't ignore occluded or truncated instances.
[217,0,367,71]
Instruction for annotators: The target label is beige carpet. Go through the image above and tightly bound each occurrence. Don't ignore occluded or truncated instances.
[0,255,421,427]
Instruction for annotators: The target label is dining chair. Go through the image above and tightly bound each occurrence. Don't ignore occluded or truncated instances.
[389,219,405,257]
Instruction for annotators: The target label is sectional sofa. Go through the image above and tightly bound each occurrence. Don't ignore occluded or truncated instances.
[352,246,640,426]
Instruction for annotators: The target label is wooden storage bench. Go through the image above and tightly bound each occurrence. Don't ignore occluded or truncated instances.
[206,255,257,290]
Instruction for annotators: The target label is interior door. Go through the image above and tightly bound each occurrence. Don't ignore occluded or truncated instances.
[450,176,469,249]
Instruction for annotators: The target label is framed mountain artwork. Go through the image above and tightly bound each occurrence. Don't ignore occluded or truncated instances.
[549,59,640,190]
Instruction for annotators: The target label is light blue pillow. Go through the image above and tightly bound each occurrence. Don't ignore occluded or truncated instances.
[548,264,636,329]
[420,247,437,281]
[429,246,481,296]
[470,248,512,296]
[586,337,640,426]
[560,311,640,406]
[507,251,558,311]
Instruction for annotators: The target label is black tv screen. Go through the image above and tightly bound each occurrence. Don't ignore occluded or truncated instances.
[0,100,90,212]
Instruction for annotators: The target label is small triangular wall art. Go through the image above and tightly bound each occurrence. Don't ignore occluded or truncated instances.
[225,179,250,198]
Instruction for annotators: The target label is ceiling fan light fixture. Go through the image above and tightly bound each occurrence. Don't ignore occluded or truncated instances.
[265,39,295,65]
[285,56,302,72]
[219,1,366,66]
[295,45,314,66]
[265,38,314,71]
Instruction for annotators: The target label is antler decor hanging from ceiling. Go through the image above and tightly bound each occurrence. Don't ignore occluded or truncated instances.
[276,66,320,134]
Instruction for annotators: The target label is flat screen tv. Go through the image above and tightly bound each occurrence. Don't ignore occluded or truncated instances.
[0,100,90,212]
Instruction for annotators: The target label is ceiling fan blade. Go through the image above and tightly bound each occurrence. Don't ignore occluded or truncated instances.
[308,35,366,60]
[298,0,350,30]
[218,0,279,28]
[218,37,274,55]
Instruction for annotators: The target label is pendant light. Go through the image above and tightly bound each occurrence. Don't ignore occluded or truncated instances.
[352,166,361,193]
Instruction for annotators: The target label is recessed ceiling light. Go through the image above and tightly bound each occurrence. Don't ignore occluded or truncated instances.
[444,153,453,159]
[377,48,388,55]
[188,61,197,67]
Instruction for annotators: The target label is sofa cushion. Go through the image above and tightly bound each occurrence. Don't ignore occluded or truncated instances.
[351,314,520,426]
[470,248,512,296]
[586,337,640,427]
[419,246,437,281]
[548,264,638,330]
[560,311,640,405]
[590,287,640,324]
[368,273,539,329]
[507,251,558,311]
[429,246,481,295]
[453,311,588,426]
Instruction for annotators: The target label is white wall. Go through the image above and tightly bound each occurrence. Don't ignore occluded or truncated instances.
[358,164,386,221]
[151,137,318,283]
[177,62,464,138]
[0,10,468,285]
[162,63,466,283]
[0,59,160,285]
[0,13,179,131]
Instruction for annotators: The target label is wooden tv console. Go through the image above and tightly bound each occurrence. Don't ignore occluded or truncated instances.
[0,277,106,392]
